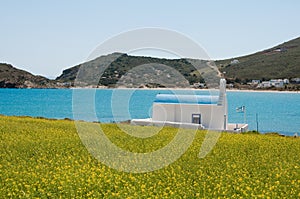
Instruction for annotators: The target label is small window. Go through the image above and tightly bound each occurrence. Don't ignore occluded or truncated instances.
[192,114,201,124]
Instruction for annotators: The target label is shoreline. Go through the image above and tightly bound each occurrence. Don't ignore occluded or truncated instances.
[72,87,300,94]
[226,89,299,94]
[1,86,299,93]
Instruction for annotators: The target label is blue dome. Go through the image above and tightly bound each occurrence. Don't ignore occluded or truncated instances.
[154,94,218,104]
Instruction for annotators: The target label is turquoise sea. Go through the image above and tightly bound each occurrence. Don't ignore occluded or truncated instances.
[0,88,299,136]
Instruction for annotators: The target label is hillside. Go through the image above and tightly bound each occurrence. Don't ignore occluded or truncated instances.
[216,37,300,82]
[57,37,300,89]
[0,63,56,88]
[1,36,300,89]
[56,53,211,88]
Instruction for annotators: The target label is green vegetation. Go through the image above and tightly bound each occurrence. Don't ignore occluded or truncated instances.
[216,37,300,82]
[1,115,299,198]
[2,36,300,89]
[56,53,205,88]
[56,37,300,89]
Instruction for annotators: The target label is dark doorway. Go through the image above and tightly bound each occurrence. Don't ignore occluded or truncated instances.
[192,114,201,124]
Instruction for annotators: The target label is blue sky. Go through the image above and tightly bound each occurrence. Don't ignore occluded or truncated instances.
[1,0,300,78]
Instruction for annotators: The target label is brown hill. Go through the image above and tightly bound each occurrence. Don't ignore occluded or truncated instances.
[0,63,56,88]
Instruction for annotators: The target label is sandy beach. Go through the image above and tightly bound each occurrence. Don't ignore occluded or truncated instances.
[75,86,300,94]
[226,89,299,94]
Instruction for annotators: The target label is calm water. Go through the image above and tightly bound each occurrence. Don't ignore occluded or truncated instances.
[0,88,299,136]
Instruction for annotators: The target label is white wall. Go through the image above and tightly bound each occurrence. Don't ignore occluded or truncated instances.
[152,103,227,130]
[152,103,175,122]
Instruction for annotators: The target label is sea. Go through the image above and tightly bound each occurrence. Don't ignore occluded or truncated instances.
[0,88,299,136]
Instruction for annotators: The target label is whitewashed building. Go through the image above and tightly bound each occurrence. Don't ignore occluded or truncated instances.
[270,79,284,88]
[131,79,248,132]
[260,81,272,88]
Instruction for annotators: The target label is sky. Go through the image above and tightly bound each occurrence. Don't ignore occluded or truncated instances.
[1,0,300,78]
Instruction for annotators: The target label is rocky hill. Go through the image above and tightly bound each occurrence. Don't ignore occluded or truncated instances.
[0,63,56,88]
[56,37,300,89]
[1,36,300,89]
[56,53,215,88]
[216,37,300,83]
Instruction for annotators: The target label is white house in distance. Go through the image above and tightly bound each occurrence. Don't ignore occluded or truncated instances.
[258,79,289,88]
[131,79,248,132]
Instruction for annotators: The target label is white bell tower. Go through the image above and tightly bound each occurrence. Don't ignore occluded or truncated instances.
[218,78,227,130]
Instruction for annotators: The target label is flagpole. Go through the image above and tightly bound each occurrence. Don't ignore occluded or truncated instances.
[256,113,259,132]
[243,106,246,124]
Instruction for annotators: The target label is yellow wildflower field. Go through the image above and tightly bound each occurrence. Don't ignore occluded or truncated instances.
[0,115,299,198]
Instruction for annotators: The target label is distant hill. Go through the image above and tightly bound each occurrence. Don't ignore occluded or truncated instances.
[0,63,56,88]
[216,37,300,82]
[57,37,300,88]
[1,36,299,89]
[56,53,218,88]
